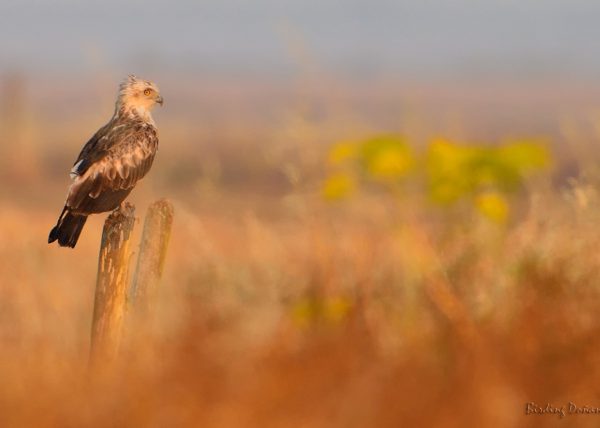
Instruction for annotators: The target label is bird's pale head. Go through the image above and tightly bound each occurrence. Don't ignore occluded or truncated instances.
[117,75,163,116]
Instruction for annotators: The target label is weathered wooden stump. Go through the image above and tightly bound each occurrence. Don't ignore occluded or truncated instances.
[89,199,174,364]
[130,199,174,312]
[90,203,136,362]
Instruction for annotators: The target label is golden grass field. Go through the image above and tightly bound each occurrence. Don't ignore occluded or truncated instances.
[1,74,600,427]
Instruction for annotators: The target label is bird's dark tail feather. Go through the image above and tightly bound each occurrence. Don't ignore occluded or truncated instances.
[48,207,88,248]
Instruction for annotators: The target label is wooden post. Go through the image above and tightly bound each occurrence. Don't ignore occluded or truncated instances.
[130,199,174,312]
[90,203,136,362]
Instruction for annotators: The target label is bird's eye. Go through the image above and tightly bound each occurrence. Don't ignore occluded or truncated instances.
[143,89,152,96]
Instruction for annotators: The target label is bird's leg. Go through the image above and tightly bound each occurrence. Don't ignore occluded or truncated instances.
[112,201,134,216]
[108,201,135,223]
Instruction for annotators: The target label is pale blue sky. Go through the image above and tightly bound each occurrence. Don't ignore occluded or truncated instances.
[0,0,599,78]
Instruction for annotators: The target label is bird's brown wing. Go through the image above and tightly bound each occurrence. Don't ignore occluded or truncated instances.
[66,123,158,213]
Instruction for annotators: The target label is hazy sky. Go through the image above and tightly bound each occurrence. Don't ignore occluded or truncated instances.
[1,0,600,78]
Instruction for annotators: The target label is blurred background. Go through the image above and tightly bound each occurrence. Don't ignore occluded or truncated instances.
[1,1,600,427]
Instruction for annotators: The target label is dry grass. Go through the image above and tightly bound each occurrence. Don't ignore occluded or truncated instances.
[1,74,600,427]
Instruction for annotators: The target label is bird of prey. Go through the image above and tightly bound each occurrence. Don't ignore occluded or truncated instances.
[49,75,163,248]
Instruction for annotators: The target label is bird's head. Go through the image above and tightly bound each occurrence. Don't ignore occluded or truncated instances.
[117,75,163,115]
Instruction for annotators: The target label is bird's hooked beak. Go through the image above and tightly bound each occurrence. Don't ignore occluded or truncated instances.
[156,94,164,106]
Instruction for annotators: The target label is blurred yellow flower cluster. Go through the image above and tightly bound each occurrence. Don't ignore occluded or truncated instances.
[323,135,551,223]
